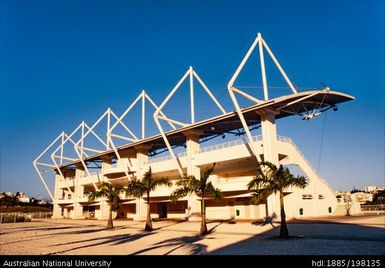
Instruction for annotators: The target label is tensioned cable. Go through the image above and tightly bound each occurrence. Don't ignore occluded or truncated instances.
[317,112,327,172]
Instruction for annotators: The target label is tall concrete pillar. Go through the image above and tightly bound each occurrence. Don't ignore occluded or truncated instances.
[133,145,151,221]
[73,202,84,219]
[73,165,85,219]
[100,155,113,184]
[259,109,280,218]
[101,155,113,170]
[52,174,64,219]
[96,200,111,220]
[183,130,203,220]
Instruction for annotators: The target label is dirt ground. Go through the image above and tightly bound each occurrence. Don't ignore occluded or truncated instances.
[0,215,384,255]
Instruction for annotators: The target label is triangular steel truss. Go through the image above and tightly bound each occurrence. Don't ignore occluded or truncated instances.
[153,66,226,175]
[107,90,172,181]
[228,33,300,160]
[34,33,340,200]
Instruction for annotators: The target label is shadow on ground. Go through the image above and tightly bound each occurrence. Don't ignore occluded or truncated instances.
[131,235,207,255]
[209,218,385,255]
[49,232,155,254]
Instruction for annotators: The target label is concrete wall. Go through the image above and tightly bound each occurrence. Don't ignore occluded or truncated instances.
[53,137,338,221]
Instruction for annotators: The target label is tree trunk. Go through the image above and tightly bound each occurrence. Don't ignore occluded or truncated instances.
[107,206,113,229]
[145,192,153,231]
[200,197,208,236]
[279,192,289,238]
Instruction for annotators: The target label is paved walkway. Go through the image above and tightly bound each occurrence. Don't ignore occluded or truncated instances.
[0,215,384,255]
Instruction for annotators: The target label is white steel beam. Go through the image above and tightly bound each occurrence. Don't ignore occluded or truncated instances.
[107,136,135,183]
[189,66,195,123]
[142,90,146,139]
[33,165,54,201]
[153,114,184,175]
[110,133,137,142]
[227,33,302,161]
[109,93,142,138]
[51,124,90,194]
[192,70,226,114]
[228,86,262,161]
[228,34,261,89]
[52,155,77,161]
[33,132,65,201]
[231,87,262,104]
[35,162,55,168]
[60,134,64,165]
[156,116,188,127]
[108,91,176,183]
[262,39,298,94]
[144,93,176,130]
[154,67,227,176]
[258,33,269,101]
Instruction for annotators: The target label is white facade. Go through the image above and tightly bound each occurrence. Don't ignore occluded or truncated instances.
[33,33,354,222]
[50,135,339,220]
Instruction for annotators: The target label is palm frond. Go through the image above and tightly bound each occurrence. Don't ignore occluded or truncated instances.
[87,182,124,212]
[151,177,172,191]
[171,163,223,201]
[170,187,191,202]
[257,161,278,175]
[126,179,146,198]
[205,182,223,200]
[287,175,308,189]
[202,163,216,180]
[250,188,273,204]
[250,161,308,198]
[247,177,270,190]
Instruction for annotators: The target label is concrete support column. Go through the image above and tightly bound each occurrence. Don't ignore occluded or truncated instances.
[73,166,85,219]
[101,155,113,170]
[259,109,280,218]
[97,200,111,220]
[63,208,69,218]
[52,174,64,219]
[100,155,113,183]
[73,202,84,219]
[119,149,136,170]
[134,198,147,221]
[133,145,151,221]
[52,204,63,219]
[183,130,202,220]
[75,180,84,199]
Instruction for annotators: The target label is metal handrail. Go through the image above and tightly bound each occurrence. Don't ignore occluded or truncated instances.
[94,134,331,192]
[149,152,186,164]
[149,135,264,163]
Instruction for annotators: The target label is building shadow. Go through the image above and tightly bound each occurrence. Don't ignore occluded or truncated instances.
[153,219,187,231]
[209,217,385,255]
[131,235,207,255]
[49,232,155,254]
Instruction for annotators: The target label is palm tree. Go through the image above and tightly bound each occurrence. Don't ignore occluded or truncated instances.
[126,166,171,232]
[247,161,307,238]
[88,182,125,229]
[170,163,223,236]
[247,161,308,238]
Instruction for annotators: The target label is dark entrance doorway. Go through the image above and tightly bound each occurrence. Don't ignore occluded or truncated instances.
[157,203,168,219]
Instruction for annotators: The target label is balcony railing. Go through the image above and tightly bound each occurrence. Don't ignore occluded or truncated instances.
[148,135,265,164]
[149,152,186,164]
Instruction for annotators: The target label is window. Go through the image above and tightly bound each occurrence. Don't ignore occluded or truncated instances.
[302,194,313,200]
[318,194,325,200]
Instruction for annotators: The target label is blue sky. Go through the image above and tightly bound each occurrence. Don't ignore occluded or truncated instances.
[1,0,384,199]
